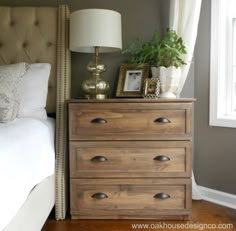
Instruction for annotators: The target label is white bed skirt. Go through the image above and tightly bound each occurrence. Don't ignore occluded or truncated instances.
[4,175,55,231]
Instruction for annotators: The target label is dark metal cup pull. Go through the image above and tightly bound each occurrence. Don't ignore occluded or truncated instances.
[91,156,108,162]
[91,192,108,199]
[154,193,170,199]
[153,155,170,161]
[154,117,171,123]
[91,118,107,124]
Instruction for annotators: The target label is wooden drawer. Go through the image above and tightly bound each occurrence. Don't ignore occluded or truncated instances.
[68,102,192,141]
[70,178,191,219]
[69,141,191,178]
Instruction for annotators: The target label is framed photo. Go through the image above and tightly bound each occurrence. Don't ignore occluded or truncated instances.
[142,78,160,98]
[116,64,149,97]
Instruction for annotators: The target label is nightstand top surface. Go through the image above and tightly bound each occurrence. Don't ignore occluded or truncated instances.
[68,98,196,103]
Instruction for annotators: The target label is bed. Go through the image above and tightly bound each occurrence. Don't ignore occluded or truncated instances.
[0,5,70,230]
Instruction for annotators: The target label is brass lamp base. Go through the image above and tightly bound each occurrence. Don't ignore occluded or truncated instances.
[85,95,107,99]
[82,47,109,99]
[82,75,109,99]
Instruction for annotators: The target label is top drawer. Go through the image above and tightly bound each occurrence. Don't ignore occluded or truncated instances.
[68,102,193,141]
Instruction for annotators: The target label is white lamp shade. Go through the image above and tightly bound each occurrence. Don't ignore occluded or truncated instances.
[70,9,122,53]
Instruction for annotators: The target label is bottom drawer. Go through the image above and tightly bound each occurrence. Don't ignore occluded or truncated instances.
[70,178,191,219]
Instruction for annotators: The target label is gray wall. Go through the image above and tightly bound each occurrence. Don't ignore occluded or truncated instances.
[0,0,161,97]
[194,0,236,194]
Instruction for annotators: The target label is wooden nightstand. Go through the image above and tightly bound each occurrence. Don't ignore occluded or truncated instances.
[68,98,194,220]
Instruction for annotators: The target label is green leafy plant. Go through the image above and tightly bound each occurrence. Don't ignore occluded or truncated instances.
[122,32,160,66]
[123,29,187,68]
[157,29,187,67]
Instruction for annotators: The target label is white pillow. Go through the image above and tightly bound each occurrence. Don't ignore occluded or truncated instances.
[0,63,27,123]
[18,63,51,119]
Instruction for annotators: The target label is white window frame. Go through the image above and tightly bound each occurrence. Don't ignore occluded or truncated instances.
[210,0,236,128]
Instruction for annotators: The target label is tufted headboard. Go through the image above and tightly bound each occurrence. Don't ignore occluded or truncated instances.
[0,7,58,113]
[0,6,70,220]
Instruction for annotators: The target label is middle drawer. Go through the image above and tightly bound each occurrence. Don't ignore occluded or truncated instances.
[69,141,191,178]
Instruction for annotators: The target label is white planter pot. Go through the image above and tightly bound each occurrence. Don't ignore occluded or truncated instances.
[157,66,181,98]
[150,66,158,79]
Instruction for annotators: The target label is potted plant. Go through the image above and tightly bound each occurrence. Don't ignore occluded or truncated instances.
[156,29,187,98]
[122,32,160,77]
[123,29,187,98]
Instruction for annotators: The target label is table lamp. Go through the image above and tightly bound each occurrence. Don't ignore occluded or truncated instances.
[70,9,122,99]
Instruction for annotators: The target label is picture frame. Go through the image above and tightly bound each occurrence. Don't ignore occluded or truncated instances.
[142,78,160,98]
[116,64,149,97]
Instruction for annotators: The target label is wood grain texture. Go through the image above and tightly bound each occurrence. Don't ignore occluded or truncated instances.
[68,98,196,103]
[70,178,191,219]
[68,99,194,220]
[68,102,193,141]
[70,141,191,178]
[42,200,236,231]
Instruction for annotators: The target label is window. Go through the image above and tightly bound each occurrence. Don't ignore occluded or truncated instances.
[210,0,236,127]
[232,19,236,113]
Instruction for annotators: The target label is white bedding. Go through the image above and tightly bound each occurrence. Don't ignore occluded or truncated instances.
[0,117,55,230]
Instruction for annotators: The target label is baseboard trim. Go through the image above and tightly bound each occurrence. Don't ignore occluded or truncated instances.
[198,186,236,210]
